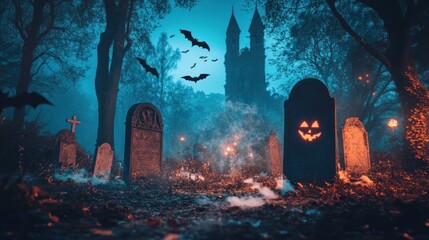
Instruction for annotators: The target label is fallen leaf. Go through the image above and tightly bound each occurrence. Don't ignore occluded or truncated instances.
[39,198,60,204]
[32,186,41,198]
[48,213,59,223]
[90,229,113,237]
[403,233,414,240]
[147,218,161,227]
[163,233,180,240]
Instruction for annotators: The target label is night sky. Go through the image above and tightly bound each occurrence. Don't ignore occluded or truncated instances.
[79,0,277,95]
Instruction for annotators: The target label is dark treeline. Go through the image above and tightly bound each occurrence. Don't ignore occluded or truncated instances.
[1,0,428,167]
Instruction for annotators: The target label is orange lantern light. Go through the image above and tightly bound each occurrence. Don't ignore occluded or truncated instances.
[387,118,398,133]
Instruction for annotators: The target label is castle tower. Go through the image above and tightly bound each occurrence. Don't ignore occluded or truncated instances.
[249,6,267,106]
[224,7,268,108]
[225,8,241,102]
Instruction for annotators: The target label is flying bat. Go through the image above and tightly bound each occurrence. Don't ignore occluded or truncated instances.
[199,56,208,59]
[204,60,207,62]
[0,91,53,112]
[181,50,190,53]
[180,29,210,51]
[136,57,159,78]
[181,74,210,83]
[170,34,175,38]
[190,63,196,69]
[211,59,218,62]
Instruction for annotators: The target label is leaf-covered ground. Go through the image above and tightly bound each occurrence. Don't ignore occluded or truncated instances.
[1,159,428,239]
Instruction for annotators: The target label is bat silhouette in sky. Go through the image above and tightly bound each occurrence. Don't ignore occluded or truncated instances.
[211,59,218,62]
[0,91,53,112]
[180,29,210,51]
[136,57,159,78]
[181,50,190,53]
[199,56,208,59]
[190,63,196,69]
[181,74,210,83]
[170,34,175,38]
[204,60,207,62]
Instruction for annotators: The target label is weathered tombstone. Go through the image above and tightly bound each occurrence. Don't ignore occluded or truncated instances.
[265,131,283,176]
[54,129,77,171]
[342,117,370,174]
[284,78,337,183]
[124,103,163,182]
[93,143,114,179]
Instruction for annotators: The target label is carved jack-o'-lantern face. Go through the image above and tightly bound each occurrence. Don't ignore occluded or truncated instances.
[298,120,322,142]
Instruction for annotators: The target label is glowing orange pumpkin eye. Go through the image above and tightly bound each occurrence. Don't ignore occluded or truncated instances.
[311,121,319,128]
[300,121,309,128]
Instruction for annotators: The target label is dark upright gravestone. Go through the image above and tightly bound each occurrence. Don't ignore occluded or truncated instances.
[284,78,337,183]
[124,103,163,182]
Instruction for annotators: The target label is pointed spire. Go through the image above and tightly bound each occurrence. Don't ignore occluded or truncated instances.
[249,5,264,33]
[227,6,240,35]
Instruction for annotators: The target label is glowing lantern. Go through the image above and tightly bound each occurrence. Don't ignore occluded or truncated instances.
[179,136,185,142]
[387,118,398,133]
[298,120,322,142]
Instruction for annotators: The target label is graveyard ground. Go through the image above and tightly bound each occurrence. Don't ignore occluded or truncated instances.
[1,155,429,239]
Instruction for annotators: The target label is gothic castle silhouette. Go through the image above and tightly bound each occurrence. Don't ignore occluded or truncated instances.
[224,7,270,109]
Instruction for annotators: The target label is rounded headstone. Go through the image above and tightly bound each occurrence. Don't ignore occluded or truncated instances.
[124,103,163,182]
[93,143,114,179]
[342,117,370,173]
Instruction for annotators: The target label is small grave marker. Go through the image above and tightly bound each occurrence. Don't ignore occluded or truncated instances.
[93,143,114,179]
[342,117,371,173]
[54,129,77,171]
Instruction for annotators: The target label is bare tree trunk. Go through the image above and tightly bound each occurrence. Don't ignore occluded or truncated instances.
[12,43,34,130]
[12,0,47,131]
[95,0,131,149]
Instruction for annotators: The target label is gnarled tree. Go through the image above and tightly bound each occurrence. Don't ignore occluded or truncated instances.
[94,0,197,149]
[9,0,93,131]
[264,0,429,162]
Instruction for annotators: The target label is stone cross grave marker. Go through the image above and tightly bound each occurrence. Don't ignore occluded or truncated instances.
[93,143,114,179]
[266,131,283,176]
[66,115,81,134]
[54,129,77,171]
[124,103,163,182]
[342,117,371,174]
[284,78,337,183]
